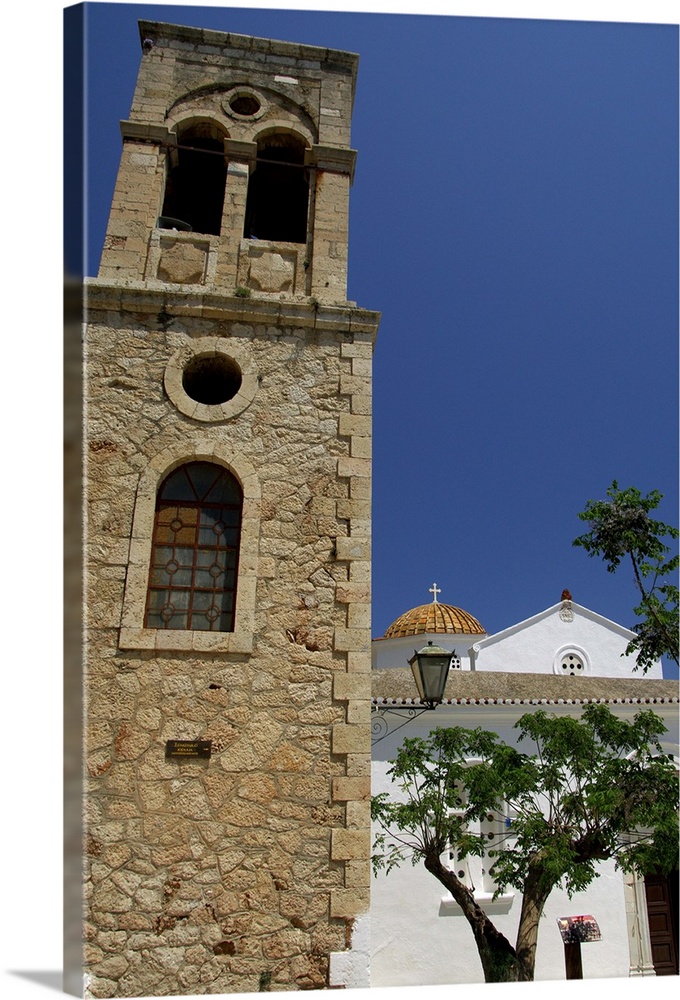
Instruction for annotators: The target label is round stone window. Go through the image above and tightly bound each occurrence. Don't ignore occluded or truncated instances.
[224,89,265,121]
[229,93,261,116]
[164,339,257,422]
[182,354,242,405]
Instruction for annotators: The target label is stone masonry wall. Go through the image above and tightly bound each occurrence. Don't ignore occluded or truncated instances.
[83,287,378,997]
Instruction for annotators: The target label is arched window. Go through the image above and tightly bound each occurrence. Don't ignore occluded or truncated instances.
[145,462,242,632]
[160,123,228,236]
[244,133,309,243]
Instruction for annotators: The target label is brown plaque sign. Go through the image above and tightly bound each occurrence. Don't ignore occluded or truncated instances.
[165,739,212,760]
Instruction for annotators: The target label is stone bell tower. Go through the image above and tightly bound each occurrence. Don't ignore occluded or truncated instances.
[77,20,379,998]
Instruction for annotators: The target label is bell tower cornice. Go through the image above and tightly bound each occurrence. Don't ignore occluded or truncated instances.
[84,277,380,343]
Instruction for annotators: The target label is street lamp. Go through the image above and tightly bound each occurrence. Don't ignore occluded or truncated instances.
[408,640,452,708]
[372,640,453,744]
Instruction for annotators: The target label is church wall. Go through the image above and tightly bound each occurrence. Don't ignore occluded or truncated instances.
[370,699,678,986]
[82,285,378,997]
[472,604,663,678]
[370,796,629,986]
[372,632,480,671]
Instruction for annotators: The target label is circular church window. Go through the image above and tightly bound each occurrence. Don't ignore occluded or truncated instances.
[229,93,261,116]
[560,653,584,675]
[164,338,257,422]
[553,647,589,676]
[562,653,583,674]
[182,354,242,405]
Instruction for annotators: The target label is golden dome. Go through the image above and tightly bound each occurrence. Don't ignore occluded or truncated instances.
[383,602,486,639]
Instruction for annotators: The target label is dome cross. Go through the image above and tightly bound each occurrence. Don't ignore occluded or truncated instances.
[429,582,441,604]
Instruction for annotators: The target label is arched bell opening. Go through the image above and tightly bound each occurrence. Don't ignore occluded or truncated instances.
[244,133,309,244]
[161,122,228,236]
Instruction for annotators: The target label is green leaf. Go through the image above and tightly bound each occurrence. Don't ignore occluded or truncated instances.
[573,481,679,669]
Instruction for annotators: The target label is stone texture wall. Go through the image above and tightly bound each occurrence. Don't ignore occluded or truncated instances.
[79,23,380,996]
[83,287,378,997]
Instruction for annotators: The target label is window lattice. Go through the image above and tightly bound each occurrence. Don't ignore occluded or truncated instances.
[145,462,242,632]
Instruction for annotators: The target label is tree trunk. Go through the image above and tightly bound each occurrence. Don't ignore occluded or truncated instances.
[424,851,521,982]
[514,859,554,981]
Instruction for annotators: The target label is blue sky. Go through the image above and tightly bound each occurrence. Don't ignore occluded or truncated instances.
[77,1,678,676]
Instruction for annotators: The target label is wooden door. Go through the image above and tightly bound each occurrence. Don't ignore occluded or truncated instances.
[644,871,679,976]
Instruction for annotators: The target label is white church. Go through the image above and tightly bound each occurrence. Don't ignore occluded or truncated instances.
[369,587,678,987]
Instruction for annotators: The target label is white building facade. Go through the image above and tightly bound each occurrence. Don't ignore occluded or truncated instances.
[371,590,679,986]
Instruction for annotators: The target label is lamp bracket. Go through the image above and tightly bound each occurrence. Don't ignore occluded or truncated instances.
[371,704,434,745]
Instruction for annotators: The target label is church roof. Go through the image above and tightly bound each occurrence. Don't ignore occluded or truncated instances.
[470,598,638,651]
[383,602,486,638]
[372,667,679,705]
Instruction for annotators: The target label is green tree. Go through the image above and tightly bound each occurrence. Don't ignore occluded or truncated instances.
[573,481,679,672]
[371,706,678,983]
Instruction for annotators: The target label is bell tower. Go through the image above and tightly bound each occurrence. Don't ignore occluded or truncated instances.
[97,20,359,305]
[78,20,379,998]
